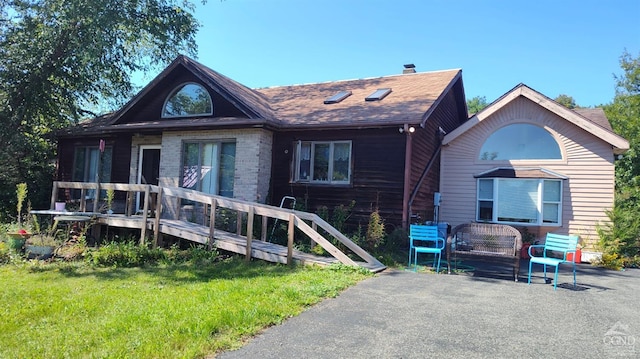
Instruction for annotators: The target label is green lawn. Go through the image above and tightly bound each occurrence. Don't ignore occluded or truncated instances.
[0,258,371,358]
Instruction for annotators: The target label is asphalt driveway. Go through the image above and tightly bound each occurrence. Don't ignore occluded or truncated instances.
[217,261,639,358]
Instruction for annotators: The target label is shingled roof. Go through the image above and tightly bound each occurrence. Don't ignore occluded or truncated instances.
[573,108,613,131]
[59,55,462,136]
[257,69,462,129]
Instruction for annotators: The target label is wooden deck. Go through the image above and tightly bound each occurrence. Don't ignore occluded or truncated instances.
[51,182,386,273]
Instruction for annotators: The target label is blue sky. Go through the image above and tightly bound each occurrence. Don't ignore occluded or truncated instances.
[164,0,640,108]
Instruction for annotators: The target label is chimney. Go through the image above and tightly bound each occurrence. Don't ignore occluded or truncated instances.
[403,64,416,74]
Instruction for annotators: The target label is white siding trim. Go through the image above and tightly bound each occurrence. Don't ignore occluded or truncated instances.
[443,84,629,153]
[440,97,616,249]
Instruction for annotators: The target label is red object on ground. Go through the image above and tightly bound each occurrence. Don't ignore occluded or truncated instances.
[521,243,531,259]
[18,229,28,235]
[567,248,582,263]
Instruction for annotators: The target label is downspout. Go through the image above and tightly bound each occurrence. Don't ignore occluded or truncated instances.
[401,124,413,229]
[406,127,446,227]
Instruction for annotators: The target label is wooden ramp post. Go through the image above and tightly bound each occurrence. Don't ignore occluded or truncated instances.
[139,185,150,245]
[50,182,59,210]
[287,213,294,265]
[245,207,254,261]
[153,187,163,248]
[208,198,216,251]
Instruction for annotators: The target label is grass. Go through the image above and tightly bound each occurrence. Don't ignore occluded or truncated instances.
[0,257,372,358]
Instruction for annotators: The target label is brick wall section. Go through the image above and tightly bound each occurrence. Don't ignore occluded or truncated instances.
[147,129,273,203]
[256,130,273,203]
[129,135,163,183]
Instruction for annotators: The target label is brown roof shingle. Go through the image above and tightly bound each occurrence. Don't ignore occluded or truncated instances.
[257,69,461,129]
[573,108,613,131]
[61,56,462,136]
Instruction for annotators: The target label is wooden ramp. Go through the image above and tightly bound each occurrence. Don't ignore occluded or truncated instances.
[51,181,386,273]
[97,215,385,272]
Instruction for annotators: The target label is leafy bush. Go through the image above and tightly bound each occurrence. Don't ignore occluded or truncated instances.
[597,253,625,271]
[215,207,238,233]
[365,210,386,250]
[85,241,165,267]
[85,241,220,267]
[596,193,640,269]
[0,241,10,264]
[331,201,355,233]
[316,205,329,222]
[384,227,409,252]
[164,244,220,265]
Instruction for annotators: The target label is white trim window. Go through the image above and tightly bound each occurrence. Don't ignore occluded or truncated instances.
[162,82,213,118]
[477,178,562,225]
[478,123,562,160]
[182,141,235,197]
[294,141,352,184]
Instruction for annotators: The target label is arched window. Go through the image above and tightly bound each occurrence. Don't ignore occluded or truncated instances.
[478,124,562,160]
[162,83,213,118]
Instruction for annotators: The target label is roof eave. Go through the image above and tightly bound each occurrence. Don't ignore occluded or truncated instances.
[419,70,464,128]
[56,117,280,138]
[443,84,630,151]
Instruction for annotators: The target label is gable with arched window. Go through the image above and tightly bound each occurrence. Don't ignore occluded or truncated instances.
[478,123,562,161]
[475,124,565,226]
[162,83,213,118]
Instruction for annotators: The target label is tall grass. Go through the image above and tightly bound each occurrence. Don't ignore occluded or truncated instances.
[0,258,371,358]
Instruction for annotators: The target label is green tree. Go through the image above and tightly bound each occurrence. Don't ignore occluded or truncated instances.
[599,50,640,266]
[554,94,577,109]
[605,50,640,189]
[466,95,488,115]
[0,0,203,220]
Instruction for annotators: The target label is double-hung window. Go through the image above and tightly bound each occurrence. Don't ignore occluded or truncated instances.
[477,178,562,225]
[182,141,235,197]
[294,141,352,184]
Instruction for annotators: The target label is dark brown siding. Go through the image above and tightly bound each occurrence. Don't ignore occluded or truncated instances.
[271,128,407,231]
[409,78,468,224]
[118,66,247,125]
[408,120,441,223]
[56,135,132,201]
[438,78,468,134]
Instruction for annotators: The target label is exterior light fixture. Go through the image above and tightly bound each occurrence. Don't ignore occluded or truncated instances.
[399,125,416,134]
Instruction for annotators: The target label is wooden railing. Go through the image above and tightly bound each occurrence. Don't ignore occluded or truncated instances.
[50,181,384,269]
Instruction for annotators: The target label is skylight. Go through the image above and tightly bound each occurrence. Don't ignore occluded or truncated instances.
[324,90,352,104]
[365,88,392,101]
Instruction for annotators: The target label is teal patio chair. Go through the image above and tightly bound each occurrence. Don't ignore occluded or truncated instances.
[528,233,579,290]
[408,224,445,272]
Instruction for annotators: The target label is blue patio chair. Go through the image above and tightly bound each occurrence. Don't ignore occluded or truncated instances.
[528,233,579,290]
[408,224,445,272]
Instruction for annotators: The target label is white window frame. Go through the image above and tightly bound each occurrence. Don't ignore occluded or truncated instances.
[476,178,562,226]
[181,141,235,197]
[478,123,563,161]
[294,140,352,185]
[162,82,213,118]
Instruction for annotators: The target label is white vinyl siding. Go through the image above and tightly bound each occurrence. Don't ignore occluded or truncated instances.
[440,97,616,248]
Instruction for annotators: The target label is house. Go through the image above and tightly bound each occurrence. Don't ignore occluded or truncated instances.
[55,55,468,231]
[439,84,629,257]
[55,56,628,257]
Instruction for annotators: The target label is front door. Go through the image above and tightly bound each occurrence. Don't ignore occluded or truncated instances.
[137,145,161,211]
